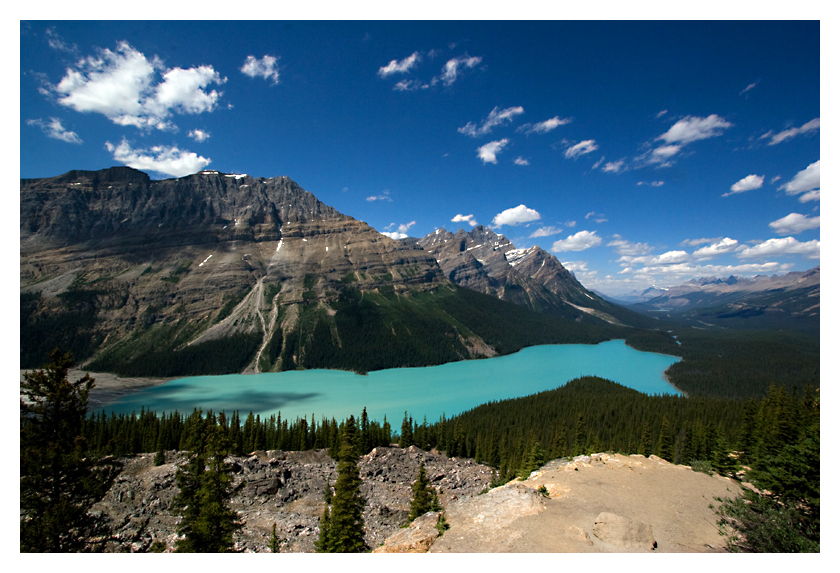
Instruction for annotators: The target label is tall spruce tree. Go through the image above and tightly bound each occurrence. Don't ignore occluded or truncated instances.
[172,423,242,552]
[657,416,673,461]
[320,415,367,552]
[407,463,441,523]
[20,349,120,552]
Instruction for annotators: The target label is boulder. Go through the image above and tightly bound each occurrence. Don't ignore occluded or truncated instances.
[372,511,441,553]
[592,512,656,551]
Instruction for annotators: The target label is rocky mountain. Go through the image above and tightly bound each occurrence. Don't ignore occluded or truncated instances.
[621,267,820,336]
[21,167,654,376]
[414,226,649,327]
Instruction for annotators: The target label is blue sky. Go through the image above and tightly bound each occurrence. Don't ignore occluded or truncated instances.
[20,19,821,296]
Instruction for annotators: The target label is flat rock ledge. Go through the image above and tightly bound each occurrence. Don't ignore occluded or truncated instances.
[372,511,441,553]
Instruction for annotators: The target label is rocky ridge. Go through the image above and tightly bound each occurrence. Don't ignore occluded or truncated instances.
[415,226,631,325]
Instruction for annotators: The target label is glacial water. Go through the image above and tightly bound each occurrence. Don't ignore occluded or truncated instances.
[104,339,681,423]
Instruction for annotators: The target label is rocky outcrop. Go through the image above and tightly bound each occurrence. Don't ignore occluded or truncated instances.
[416,226,631,325]
[91,446,494,553]
[371,511,442,553]
[592,512,656,550]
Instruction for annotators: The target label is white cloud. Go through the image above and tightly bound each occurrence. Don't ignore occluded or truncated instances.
[27,117,82,144]
[564,140,598,159]
[458,106,524,137]
[551,230,602,252]
[602,159,626,173]
[692,238,740,258]
[723,174,764,196]
[378,52,420,77]
[477,139,509,164]
[761,118,820,145]
[366,190,392,202]
[656,109,668,118]
[618,250,690,266]
[105,138,210,177]
[529,226,562,238]
[517,116,571,134]
[187,129,210,142]
[681,237,722,247]
[780,160,820,196]
[381,232,407,240]
[736,237,820,259]
[435,54,482,86]
[739,81,759,95]
[45,27,77,54]
[651,181,664,187]
[452,214,478,227]
[382,220,417,239]
[393,79,428,91]
[769,213,820,235]
[608,238,653,257]
[658,114,732,145]
[799,190,820,203]
[585,212,607,223]
[240,55,280,84]
[513,156,529,166]
[562,261,589,273]
[492,204,541,227]
[49,41,225,131]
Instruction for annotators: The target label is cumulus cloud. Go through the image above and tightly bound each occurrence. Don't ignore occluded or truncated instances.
[477,139,509,164]
[551,230,602,252]
[452,214,478,227]
[692,238,740,258]
[45,27,77,54]
[458,106,524,137]
[799,190,820,203]
[187,129,210,142]
[513,156,530,166]
[737,237,820,259]
[378,52,420,77]
[769,213,820,235]
[658,114,732,145]
[761,118,820,145]
[723,174,764,197]
[608,238,653,257]
[47,41,225,131]
[529,226,562,238]
[780,160,820,197]
[492,204,541,227]
[105,138,210,177]
[240,55,280,85]
[27,117,82,144]
[681,237,723,247]
[517,116,571,134]
[434,54,482,86]
[564,140,598,159]
[382,220,417,239]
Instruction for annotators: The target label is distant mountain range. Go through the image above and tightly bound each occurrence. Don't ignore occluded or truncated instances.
[20,167,646,376]
[613,268,820,336]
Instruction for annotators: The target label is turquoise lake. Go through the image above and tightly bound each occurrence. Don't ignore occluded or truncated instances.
[104,340,681,423]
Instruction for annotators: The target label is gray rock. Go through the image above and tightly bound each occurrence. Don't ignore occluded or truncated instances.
[592,512,656,551]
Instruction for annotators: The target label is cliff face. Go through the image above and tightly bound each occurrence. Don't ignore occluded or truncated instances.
[416,226,633,325]
[20,168,449,373]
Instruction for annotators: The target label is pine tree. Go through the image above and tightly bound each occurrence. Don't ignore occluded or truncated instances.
[407,463,441,523]
[322,415,367,552]
[657,416,673,461]
[314,481,333,552]
[173,424,243,552]
[638,422,652,456]
[20,349,121,552]
[269,523,280,553]
[518,441,546,479]
[573,413,587,456]
[399,411,413,448]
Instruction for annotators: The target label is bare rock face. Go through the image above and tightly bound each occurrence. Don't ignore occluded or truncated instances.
[91,446,494,553]
[20,168,450,372]
[592,512,656,551]
[416,226,627,324]
[372,511,441,553]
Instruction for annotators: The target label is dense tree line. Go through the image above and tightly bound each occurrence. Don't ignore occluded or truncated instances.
[83,406,393,460]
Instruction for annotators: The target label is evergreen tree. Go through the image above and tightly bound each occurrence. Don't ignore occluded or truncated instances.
[399,411,413,448]
[173,424,243,552]
[322,415,367,552]
[638,422,652,456]
[657,416,673,461]
[314,481,333,552]
[269,523,280,553]
[20,349,120,552]
[518,441,546,479]
[407,463,441,523]
[573,413,587,456]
